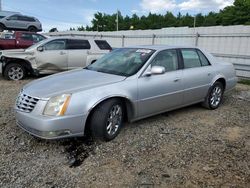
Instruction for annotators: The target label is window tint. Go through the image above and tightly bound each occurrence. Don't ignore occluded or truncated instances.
[44,39,66,50]
[17,16,34,22]
[67,39,90,50]
[95,40,112,50]
[151,50,178,72]
[8,15,18,20]
[32,34,45,42]
[21,33,33,41]
[197,50,210,66]
[181,49,202,69]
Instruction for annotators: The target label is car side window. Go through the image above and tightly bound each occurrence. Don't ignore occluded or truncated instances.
[21,33,33,41]
[197,50,210,66]
[8,15,18,20]
[151,50,178,72]
[44,39,66,51]
[181,49,202,69]
[94,40,112,50]
[32,34,45,42]
[67,39,91,50]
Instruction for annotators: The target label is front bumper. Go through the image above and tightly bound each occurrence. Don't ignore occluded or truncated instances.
[15,110,87,139]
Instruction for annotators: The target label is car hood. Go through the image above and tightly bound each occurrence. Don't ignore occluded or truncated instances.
[23,69,126,98]
[1,49,33,57]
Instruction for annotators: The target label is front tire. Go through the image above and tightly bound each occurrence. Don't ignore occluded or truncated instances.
[202,81,224,110]
[4,63,26,80]
[90,99,124,141]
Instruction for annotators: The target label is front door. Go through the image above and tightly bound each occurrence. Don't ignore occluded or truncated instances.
[138,49,183,117]
[35,39,68,73]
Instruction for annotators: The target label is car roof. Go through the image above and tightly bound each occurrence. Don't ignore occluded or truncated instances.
[47,36,108,41]
[126,45,199,51]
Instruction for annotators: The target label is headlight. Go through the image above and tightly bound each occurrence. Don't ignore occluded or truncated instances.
[43,94,71,116]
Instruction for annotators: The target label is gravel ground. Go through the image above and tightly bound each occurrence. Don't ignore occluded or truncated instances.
[0,76,249,188]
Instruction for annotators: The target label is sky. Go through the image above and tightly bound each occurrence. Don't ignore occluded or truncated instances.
[2,0,234,32]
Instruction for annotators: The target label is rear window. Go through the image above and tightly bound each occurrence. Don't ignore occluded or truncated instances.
[67,39,91,50]
[94,40,112,50]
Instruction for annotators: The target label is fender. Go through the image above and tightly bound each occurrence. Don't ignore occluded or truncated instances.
[210,73,226,87]
[87,94,137,122]
[2,57,34,75]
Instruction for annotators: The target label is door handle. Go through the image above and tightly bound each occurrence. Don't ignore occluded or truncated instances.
[60,51,66,55]
[174,78,181,82]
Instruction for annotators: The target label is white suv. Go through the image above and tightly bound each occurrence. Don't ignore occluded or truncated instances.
[0,13,42,32]
[0,37,112,80]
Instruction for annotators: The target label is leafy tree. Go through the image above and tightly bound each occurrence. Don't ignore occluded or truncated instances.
[74,0,250,31]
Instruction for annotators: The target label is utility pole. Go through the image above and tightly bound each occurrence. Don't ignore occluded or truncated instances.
[116,9,119,31]
[0,0,2,11]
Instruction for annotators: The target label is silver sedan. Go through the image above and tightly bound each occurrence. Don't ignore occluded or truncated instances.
[15,46,237,141]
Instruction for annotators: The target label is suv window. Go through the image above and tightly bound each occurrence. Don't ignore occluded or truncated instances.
[197,50,210,66]
[67,39,91,50]
[44,39,66,50]
[8,15,18,20]
[94,40,112,50]
[21,33,45,42]
[19,16,35,22]
[151,50,178,72]
[181,49,202,69]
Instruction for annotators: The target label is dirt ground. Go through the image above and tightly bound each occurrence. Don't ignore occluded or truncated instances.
[0,77,249,188]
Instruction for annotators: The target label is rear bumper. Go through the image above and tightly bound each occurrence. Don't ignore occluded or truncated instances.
[15,109,87,139]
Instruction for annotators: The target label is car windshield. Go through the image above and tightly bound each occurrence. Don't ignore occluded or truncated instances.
[86,48,155,76]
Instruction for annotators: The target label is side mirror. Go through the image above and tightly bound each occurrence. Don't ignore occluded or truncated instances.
[145,66,165,76]
[37,46,44,52]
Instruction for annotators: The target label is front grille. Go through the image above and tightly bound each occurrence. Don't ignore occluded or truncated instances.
[16,92,39,113]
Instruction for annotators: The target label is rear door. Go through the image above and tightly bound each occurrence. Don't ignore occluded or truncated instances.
[180,49,214,104]
[67,39,90,69]
[138,49,183,117]
[35,39,68,73]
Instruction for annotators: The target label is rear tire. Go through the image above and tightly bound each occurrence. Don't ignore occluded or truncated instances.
[90,99,124,141]
[28,26,37,32]
[202,81,224,110]
[4,63,26,80]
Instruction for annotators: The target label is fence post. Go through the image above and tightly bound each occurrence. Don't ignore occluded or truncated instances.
[152,34,156,45]
[122,35,125,47]
[195,32,199,46]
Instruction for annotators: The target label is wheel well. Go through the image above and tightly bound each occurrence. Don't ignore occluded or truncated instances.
[216,78,226,89]
[91,60,96,64]
[3,58,33,74]
[84,97,135,133]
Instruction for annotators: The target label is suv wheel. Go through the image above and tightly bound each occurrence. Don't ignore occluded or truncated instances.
[90,99,124,141]
[28,26,37,32]
[202,81,224,110]
[4,63,26,80]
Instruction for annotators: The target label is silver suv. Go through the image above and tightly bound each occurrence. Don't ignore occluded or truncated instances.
[0,37,112,80]
[0,13,42,32]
